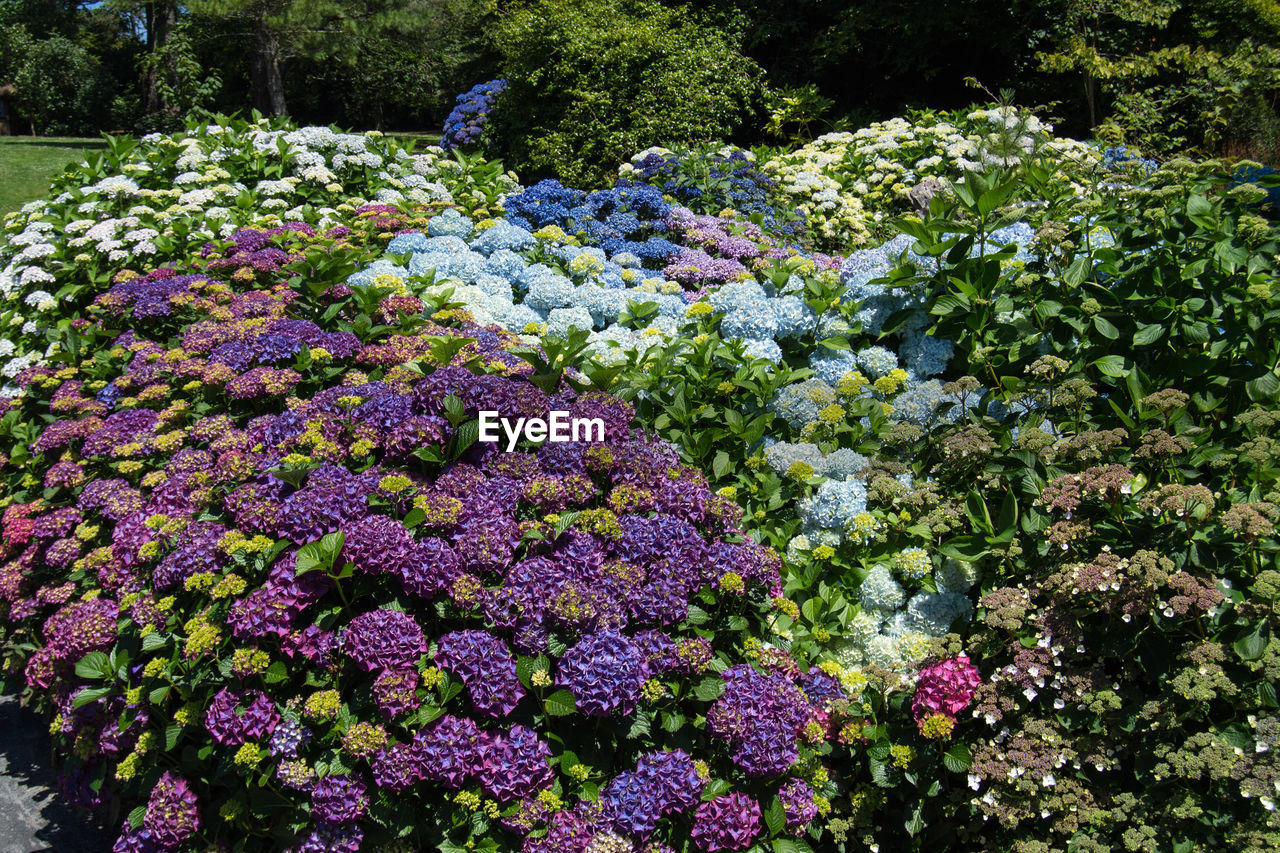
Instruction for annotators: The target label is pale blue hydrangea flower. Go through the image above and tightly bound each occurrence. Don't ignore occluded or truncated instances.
[473,274,514,301]
[903,591,974,635]
[386,232,433,254]
[347,259,408,288]
[576,285,630,325]
[854,346,899,378]
[525,276,576,312]
[859,565,905,614]
[890,379,963,425]
[935,558,979,593]
[720,299,781,341]
[773,296,816,339]
[740,337,782,362]
[427,209,473,238]
[899,330,954,378]
[800,479,868,530]
[483,249,528,281]
[809,350,861,385]
[770,379,838,430]
[547,306,595,337]
[470,221,536,254]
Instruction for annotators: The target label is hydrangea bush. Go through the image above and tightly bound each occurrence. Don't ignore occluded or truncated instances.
[2,104,1279,853]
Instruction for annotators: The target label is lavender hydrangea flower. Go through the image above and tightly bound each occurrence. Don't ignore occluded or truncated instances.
[143,772,201,849]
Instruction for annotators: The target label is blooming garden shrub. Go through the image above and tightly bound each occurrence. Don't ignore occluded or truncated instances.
[3,105,1280,853]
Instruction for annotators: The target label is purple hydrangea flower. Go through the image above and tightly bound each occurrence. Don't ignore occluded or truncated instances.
[343,609,427,673]
[556,630,649,717]
[204,688,280,746]
[690,792,761,851]
[143,771,201,849]
[310,774,368,825]
[435,630,525,718]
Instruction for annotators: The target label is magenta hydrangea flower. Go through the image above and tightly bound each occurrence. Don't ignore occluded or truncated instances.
[435,630,525,718]
[690,792,761,851]
[556,630,650,717]
[310,774,368,825]
[911,654,982,721]
[342,609,427,673]
[143,771,201,849]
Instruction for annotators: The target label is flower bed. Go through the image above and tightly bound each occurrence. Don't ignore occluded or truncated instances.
[1,106,1279,852]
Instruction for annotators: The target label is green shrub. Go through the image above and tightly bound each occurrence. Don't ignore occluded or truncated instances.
[15,35,113,136]
[491,0,765,184]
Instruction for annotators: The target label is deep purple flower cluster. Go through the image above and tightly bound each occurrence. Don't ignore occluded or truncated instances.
[311,774,368,824]
[690,792,761,852]
[601,749,703,837]
[442,79,508,151]
[478,724,555,801]
[556,630,650,717]
[43,598,118,662]
[342,609,427,673]
[143,772,201,849]
[706,665,813,777]
[204,688,280,745]
[778,778,819,834]
[435,629,526,717]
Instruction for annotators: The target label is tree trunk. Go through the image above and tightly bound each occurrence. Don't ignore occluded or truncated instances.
[251,18,288,117]
[143,1,180,115]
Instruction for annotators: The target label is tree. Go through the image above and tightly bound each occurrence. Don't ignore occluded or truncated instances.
[1035,0,1280,155]
[184,0,466,117]
[491,0,766,183]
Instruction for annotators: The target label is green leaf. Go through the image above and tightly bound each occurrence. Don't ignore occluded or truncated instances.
[72,686,113,709]
[818,336,851,351]
[942,743,972,773]
[543,689,577,716]
[1235,628,1268,661]
[128,805,147,829]
[1092,355,1128,378]
[939,535,988,561]
[1132,323,1164,345]
[763,796,785,836]
[75,651,112,681]
[693,675,726,702]
[264,661,289,684]
[140,631,170,653]
[1092,315,1119,340]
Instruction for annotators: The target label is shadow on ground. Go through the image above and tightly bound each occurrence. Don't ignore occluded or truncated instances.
[0,140,106,150]
[0,694,113,853]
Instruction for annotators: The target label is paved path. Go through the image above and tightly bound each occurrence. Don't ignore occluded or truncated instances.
[0,694,112,853]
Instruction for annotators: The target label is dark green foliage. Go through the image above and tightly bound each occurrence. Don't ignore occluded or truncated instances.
[491,0,766,184]
[14,35,115,135]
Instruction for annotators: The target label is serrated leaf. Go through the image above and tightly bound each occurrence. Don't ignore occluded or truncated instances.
[1092,315,1119,339]
[165,724,181,751]
[140,632,170,653]
[693,675,726,702]
[264,661,289,684]
[543,689,577,716]
[1235,628,1268,661]
[128,805,147,829]
[942,743,972,773]
[763,796,785,836]
[75,651,111,681]
[72,685,113,709]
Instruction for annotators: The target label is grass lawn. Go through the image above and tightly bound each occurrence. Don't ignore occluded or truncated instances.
[0,137,107,217]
